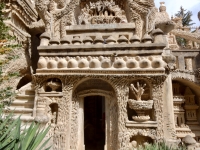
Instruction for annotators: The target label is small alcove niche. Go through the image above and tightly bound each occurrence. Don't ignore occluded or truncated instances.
[127,80,155,122]
[75,0,131,25]
[44,78,62,92]
[49,103,58,124]
[130,135,154,149]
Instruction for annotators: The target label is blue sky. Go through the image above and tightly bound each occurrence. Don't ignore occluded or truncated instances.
[154,0,200,27]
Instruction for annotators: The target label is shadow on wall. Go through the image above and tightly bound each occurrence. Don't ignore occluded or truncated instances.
[17,74,32,90]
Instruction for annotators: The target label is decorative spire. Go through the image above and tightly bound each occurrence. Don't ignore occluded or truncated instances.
[159,2,166,12]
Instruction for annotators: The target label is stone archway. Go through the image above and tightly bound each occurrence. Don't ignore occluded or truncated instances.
[70,79,118,150]
[172,80,200,139]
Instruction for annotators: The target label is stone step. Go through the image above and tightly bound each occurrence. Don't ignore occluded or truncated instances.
[6,107,33,116]
[10,103,34,108]
[16,94,35,99]
[25,90,35,95]
[10,98,34,108]
[15,95,35,102]
[11,99,34,103]
[12,115,34,122]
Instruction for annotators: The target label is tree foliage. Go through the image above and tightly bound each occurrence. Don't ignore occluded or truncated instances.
[175,6,195,27]
[175,6,195,47]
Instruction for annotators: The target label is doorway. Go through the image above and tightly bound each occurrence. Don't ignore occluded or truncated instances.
[84,96,105,150]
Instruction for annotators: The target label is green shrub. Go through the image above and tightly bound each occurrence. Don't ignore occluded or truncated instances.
[138,142,186,150]
[0,109,51,150]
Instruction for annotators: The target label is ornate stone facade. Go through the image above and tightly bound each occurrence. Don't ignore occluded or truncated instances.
[4,0,200,149]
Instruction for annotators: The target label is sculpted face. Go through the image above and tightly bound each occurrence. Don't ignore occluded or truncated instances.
[90,2,96,10]
[96,1,103,12]
[131,140,137,147]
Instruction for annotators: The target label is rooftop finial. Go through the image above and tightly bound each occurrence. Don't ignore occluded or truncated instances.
[159,1,166,12]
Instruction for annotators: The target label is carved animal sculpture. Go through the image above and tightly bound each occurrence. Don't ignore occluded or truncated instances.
[95,1,104,15]
[89,2,97,16]
[35,0,52,34]
[54,0,65,9]
[78,6,91,25]
[129,0,156,38]
[78,15,90,25]
[107,4,122,16]
[134,0,155,7]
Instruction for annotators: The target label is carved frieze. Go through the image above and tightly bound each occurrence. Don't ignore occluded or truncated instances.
[37,56,167,70]
[78,0,127,25]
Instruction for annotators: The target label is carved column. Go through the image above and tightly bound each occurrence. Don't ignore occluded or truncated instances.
[161,74,177,141]
[178,55,185,70]
[34,96,49,123]
[152,76,166,140]
[63,76,80,150]
[77,97,84,150]
[112,77,129,150]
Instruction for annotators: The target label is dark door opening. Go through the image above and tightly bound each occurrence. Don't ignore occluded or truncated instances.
[84,96,105,150]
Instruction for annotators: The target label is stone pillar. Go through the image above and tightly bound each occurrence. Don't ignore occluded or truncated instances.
[77,97,84,150]
[62,82,74,150]
[162,74,177,141]
[185,58,193,71]
[178,55,185,70]
[114,78,129,150]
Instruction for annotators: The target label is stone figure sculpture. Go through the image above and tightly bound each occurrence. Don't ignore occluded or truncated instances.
[78,0,127,25]
[129,140,138,150]
[35,0,79,39]
[35,0,52,36]
[129,0,157,38]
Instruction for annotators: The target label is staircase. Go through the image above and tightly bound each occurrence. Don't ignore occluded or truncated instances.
[6,83,35,124]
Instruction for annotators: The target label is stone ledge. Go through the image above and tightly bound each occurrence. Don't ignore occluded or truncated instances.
[66,23,135,31]
[36,69,165,75]
[126,121,157,128]
[39,49,164,56]
[38,43,166,51]
[38,92,63,97]
[172,49,200,52]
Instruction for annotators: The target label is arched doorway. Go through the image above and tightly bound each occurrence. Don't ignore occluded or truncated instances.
[84,96,105,150]
[72,79,118,150]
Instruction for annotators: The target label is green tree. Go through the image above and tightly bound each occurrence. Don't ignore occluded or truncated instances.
[175,6,195,47]
[175,6,195,27]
